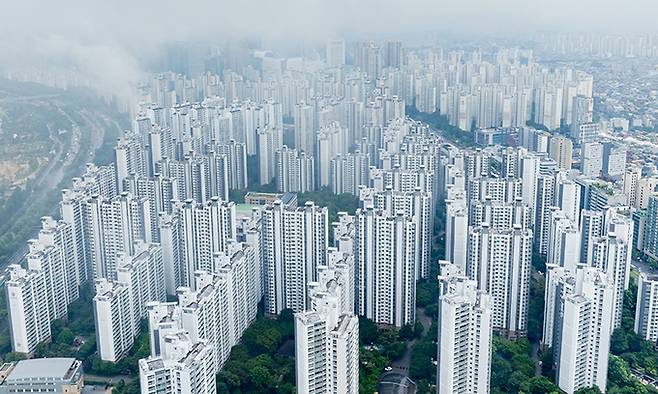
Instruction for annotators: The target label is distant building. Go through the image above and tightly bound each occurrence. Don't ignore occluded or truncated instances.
[581,142,603,178]
[325,39,346,67]
[643,193,658,260]
[0,358,83,394]
[601,142,627,181]
[571,122,599,145]
[275,146,315,193]
[474,127,515,146]
[257,125,283,185]
[330,152,370,195]
[635,177,658,209]
[623,166,641,207]
[146,242,260,372]
[467,223,532,337]
[549,135,573,170]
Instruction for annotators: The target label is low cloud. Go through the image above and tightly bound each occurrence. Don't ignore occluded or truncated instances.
[0,0,656,101]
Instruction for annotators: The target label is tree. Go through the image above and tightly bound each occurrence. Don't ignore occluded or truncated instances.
[399,324,415,340]
[414,321,424,338]
[540,348,555,379]
[255,327,281,353]
[608,355,633,387]
[217,371,241,389]
[519,376,559,394]
[383,340,405,360]
[88,354,121,375]
[359,317,378,345]
[507,370,529,393]
[56,328,75,346]
[574,387,603,394]
[611,328,630,354]
[527,275,545,344]
[416,282,433,307]
[490,356,512,390]
[3,352,26,362]
[249,365,274,388]
[410,339,435,381]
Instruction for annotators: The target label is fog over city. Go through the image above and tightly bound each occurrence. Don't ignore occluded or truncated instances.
[1,0,657,100]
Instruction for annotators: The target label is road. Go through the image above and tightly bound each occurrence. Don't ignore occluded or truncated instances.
[631,368,658,390]
[632,257,657,275]
[531,342,542,376]
[389,307,432,375]
[0,94,123,271]
[84,373,135,385]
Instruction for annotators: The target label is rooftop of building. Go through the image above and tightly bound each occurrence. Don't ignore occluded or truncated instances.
[244,191,296,206]
[3,358,80,382]
[235,203,260,215]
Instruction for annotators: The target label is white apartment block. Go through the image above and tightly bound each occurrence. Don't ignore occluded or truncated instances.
[317,122,349,188]
[94,242,166,362]
[469,199,532,230]
[353,207,417,327]
[360,187,432,279]
[467,224,532,337]
[6,265,51,354]
[635,274,658,343]
[87,192,152,280]
[547,210,581,272]
[212,140,248,191]
[466,177,523,205]
[369,166,435,198]
[330,151,370,195]
[294,102,315,156]
[588,233,631,329]
[178,197,237,288]
[147,241,260,373]
[123,173,179,242]
[309,248,355,316]
[276,146,315,193]
[556,268,614,394]
[445,194,468,274]
[580,210,604,264]
[6,215,86,355]
[542,265,577,349]
[115,133,148,190]
[295,258,359,394]
[158,213,182,295]
[332,212,355,255]
[261,200,328,315]
[139,332,216,394]
[536,174,556,256]
[436,263,492,394]
[26,217,79,322]
[60,189,91,283]
[257,125,283,185]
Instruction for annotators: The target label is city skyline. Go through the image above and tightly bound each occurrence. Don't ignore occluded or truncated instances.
[0,3,658,393]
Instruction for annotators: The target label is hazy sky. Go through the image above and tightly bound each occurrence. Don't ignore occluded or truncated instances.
[0,0,656,99]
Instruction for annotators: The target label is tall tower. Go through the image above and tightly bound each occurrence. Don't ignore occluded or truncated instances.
[556,268,614,394]
[436,263,492,394]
